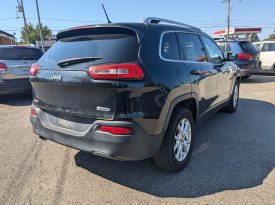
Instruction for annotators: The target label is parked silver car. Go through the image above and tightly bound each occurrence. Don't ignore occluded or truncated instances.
[0,45,43,95]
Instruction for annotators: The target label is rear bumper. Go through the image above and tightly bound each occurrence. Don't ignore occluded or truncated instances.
[0,78,32,95]
[238,61,261,77]
[30,107,162,161]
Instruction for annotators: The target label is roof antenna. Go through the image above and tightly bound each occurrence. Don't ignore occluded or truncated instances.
[102,3,112,24]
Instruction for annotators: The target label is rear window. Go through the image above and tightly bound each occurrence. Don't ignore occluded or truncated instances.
[239,42,257,54]
[0,47,43,60]
[39,34,139,70]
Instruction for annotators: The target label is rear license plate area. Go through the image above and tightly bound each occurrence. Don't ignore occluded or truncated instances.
[57,118,76,130]
[12,67,30,76]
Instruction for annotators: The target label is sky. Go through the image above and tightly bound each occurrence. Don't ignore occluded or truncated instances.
[0,0,274,41]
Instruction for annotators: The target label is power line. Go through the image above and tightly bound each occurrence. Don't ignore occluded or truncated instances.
[233,0,259,17]
[203,21,228,31]
[0,16,102,23]
[0,17,20,21]
[27,17,102,23]
[200,25,227,29]
[232,20,275,24]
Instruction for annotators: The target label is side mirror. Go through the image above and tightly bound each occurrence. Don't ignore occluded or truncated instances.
[226,52,234,61]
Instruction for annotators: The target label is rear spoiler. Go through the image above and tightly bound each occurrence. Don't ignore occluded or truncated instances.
[56,23,147,44]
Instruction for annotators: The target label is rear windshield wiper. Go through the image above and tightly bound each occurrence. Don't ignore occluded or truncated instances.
[57,57,102,68]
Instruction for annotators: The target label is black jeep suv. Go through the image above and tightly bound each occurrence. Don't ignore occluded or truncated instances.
[30,18,240,172]
[216,39,260,79]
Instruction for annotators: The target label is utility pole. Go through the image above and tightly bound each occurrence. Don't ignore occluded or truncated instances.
[227,0,231,39]
[35,0,45,52]
[223,0,241,39]
[17,0,29,44]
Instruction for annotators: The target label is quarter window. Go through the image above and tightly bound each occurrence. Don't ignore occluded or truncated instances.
[225,43,232,53]
[217,43,226,52]
[161,33,181,60]
[178,33,208,62]
[201,36,224,64]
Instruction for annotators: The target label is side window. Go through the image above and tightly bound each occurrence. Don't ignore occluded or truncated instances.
[262,44,269,52]
[268,43,275,51]
[178,33,208,62]
[201,36,224,64]
[161,33,181,60]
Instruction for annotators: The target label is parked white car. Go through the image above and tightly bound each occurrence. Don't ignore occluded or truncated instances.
[253,41,275,71]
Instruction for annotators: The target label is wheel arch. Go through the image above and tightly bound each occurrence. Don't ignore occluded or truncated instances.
[162,95,198,136]
[153,95,198,160]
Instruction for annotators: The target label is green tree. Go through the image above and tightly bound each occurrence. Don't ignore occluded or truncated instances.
[21,23,52,44]
[266,32,275,41]
[250,33,259,42]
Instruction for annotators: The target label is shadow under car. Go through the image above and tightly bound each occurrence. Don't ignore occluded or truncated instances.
[75,98,275,198]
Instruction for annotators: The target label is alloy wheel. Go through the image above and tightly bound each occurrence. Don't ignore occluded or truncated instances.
[174,118,192,162]
[233,84,239,108]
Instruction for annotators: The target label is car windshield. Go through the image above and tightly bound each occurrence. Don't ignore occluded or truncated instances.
[0,47,43,60]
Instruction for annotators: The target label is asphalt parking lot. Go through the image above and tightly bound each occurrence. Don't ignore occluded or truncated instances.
[0,75,274,205]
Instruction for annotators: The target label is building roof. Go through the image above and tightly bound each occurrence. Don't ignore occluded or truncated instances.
[214,28,262,37]
[0,30,16,39]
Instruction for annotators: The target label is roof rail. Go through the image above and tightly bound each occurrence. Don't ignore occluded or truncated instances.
[142,17,201,31]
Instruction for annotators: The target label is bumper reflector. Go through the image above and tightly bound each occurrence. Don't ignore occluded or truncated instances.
[30,107,38,117]
[99,126,132,135]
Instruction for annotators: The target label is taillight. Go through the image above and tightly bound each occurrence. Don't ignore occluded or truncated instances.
[89,64,144,80]
[0,63,7,71]
[29,64,41,76]
[99,126,132,135]
[237,53,252,60]
[30,107,38,117]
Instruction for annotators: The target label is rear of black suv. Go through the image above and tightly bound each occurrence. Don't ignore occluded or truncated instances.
[30,24,164,161]
[216,40,261,78]
[30,21,240,172]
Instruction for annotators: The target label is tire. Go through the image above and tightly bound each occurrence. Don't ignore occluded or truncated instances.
[154,108,195,172]
[223,82,239,113]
